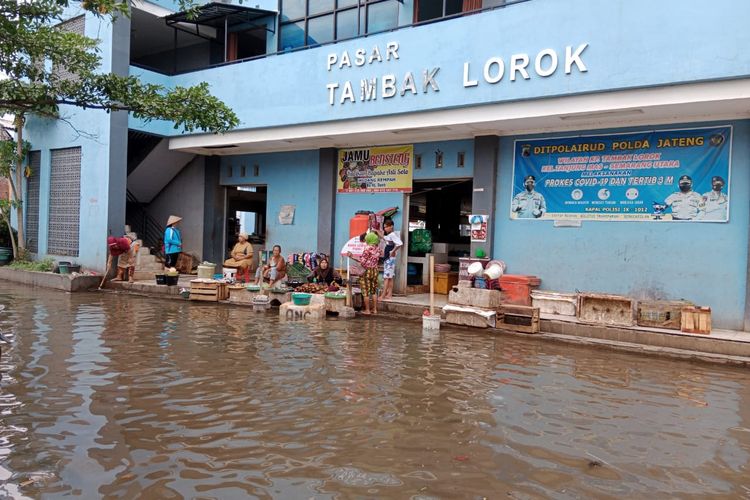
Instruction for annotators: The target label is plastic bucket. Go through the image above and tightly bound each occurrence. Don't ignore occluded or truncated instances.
[292,292,312,306]
[155,274,167,285]
[165,274,179,286]
[474,277,487,289]
[484,263,504,280]
[467,262,484,276]
[422,314,441,330]
[58,261,71,274]
[223,267,237,280]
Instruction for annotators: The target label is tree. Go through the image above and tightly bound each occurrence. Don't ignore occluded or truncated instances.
[0,0,240,257]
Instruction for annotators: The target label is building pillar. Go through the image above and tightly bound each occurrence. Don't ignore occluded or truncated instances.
[203,155,224,264]
[106,13,131,243]
[318,148,337,257]
[471,135,499,258]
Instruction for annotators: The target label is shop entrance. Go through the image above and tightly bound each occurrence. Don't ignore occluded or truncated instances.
[403,179,473,294]
[226,186,267,270]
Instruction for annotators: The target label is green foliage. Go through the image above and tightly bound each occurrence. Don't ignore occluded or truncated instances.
[0,0,239,133]
[8,257,55,272]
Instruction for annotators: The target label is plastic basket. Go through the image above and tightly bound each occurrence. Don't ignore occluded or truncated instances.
[287,262,313,281]
[291,292,312,306]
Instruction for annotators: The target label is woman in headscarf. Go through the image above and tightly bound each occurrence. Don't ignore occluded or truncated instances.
[308,257,342,285]
[223,232,254,281]
[163,215,182,270]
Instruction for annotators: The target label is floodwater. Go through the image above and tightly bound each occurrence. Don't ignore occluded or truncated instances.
[0,284,749,499]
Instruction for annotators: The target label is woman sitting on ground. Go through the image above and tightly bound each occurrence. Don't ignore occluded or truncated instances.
[223,232,254,279]
[308,257,342,285]
[255,244,287,286]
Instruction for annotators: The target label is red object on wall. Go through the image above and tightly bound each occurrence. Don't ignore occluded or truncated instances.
[499,275,541,306]
[349,214,370,239]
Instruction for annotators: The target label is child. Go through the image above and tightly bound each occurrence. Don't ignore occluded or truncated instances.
[378,219,402,300]
[348,231,381,315]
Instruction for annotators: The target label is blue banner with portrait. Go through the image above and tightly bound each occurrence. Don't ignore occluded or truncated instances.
[511,126,732,222]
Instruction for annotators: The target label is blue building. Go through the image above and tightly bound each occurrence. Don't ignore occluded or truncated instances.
[24,0,750,329]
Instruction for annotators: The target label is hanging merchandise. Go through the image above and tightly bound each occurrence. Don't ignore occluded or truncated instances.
[409,229,432,254]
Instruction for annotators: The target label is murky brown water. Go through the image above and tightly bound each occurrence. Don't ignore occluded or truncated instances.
[0,283,749,498]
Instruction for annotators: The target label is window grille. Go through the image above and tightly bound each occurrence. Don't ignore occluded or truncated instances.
[26,151,41,253]
[48,147,81,256]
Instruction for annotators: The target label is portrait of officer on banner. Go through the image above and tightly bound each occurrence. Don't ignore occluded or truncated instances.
[664,175,704,221]
[512,175,546,219]
[698,175,728,221]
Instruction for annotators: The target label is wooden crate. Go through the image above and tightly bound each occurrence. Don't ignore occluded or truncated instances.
[496,304,540,334]
[681,306,711,334]
[637,300,691,330]
[434,272,459,294]
[189,280,229,302]
[577,293,634,326]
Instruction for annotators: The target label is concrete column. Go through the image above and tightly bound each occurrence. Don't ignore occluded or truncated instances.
[203,156,225,264]
[318,148,337,257]
[106,13,130,239]
[471,135,499,258]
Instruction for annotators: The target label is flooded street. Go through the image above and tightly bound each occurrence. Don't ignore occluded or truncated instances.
[0,283,749,498]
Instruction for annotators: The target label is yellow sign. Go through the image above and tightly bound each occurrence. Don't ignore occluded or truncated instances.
[337,145,413,193]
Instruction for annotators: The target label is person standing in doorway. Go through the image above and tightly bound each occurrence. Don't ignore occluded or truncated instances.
[164,215,182,269]
[378,219,402,301]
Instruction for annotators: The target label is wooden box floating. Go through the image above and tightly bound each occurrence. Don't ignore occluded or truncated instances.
[637,300,692,330]
[496,304,540,334]
[189,280,229,302]
[577,293,635,326]
[681,306,711,334]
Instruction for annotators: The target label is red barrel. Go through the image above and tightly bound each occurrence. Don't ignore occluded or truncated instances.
[349,214,370,239]
[499,275,541,306]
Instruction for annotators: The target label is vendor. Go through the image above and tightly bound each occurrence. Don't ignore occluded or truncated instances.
[308,257,342,285]
[223,232,254,280]
[255,244,287,286]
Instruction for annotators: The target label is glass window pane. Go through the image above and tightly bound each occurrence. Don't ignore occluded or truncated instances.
[280,0,305,22]
[280,21,306,50]
[336,8,359,40]
[309,0,335,15]
[338,0,359,7]
[417,0,442,22]
[446,0,463,15]
[308,14,334,46]
[366,1,398,33]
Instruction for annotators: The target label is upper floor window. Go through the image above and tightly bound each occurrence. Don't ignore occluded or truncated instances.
[415,0,505,23]
[279,0,400,51]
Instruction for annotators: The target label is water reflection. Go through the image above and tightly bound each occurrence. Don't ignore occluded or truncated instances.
[0,283,748,498]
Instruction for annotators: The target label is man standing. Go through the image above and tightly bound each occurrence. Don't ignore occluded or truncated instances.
[699,175,728,221]
[512,175,547,219]
[665,175,704,220]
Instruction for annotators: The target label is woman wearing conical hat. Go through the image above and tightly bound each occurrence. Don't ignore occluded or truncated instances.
[164,215,182,270]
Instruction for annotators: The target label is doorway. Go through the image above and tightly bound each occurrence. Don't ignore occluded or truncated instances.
[403,179,472,292]
[226,186,267,270]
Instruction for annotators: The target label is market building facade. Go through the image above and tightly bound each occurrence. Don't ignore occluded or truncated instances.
[23,0,750,329]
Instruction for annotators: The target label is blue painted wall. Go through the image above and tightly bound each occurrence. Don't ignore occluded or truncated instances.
[130,0,750,136]
[25,11,120,269]
[495,120,750,329]
[219,150,320,256]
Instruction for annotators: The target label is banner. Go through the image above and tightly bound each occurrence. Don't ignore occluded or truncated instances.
[470,214,488,242]
[511,126,732,222]
[337,145,413,193]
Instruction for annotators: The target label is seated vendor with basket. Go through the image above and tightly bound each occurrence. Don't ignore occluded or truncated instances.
[254,244,287,287]
[223,232,254,282]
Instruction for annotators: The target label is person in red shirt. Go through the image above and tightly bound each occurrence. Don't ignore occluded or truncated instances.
[105,235,132,284]
[347,231,381,315]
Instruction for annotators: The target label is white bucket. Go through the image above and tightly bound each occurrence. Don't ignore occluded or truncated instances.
[484,263,504,280]
[223,267,237,280]
[467,262,485,276]
[422,314,441,330]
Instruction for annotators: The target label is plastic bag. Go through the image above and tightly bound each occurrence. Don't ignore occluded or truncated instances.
[409,229,432,254]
